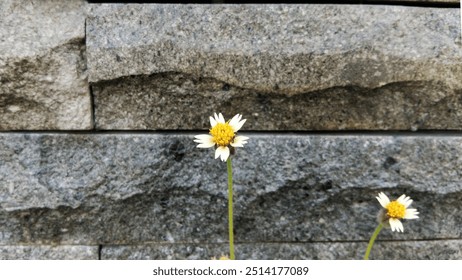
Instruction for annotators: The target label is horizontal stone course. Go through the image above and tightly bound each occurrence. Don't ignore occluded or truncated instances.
[101,240,462,260]
[0,245,98,260]
[87,4,462,130]
[370,0,459,3]
[93,75,462,130]
[1,133,461,246]
[87,4,462,90]
[0,0,91,130]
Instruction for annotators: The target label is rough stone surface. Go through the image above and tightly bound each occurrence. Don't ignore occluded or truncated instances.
[1,133,461,246]
[0,0,91,130]
[0,245,98,260]
[86,4,462,90]
[101,240,462,260]
[371,0,459,3]
[93,74,462,130]
[87,4,462,130]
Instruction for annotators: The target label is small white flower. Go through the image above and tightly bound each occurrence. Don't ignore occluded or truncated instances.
[376,192,419,232]
[211,255,230,260]
[194,113,249,161]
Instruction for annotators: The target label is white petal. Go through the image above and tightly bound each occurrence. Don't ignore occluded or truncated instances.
[389,218,404,232]
[197,142,215,148]
[228,114,242,128]
[231,118,246,132]
[217,113,225,123]
[397,194,413,208]
[229,114,242,125]
[213,113,224,123]
[236,135,249,141]
[214,147,221,159]
[210,116,217,127]
[194,135,215,148]
[230,135,249,147]
[220,150,230,161]
[404,208,419,219]
[215,146,230,161]
[194,134,213,140]
[230,143,243,148]
[376,192,390,208]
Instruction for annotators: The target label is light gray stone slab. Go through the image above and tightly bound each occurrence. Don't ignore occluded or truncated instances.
[87,4,462,130]
[86,4,462,90]
[1,133,461,244]
[0,0,91,130]
[101,240,462,260]
[0,245,98,260]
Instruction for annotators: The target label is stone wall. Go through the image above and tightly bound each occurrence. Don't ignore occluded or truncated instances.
[0,0,461,259]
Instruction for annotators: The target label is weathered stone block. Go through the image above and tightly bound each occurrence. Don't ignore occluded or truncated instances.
[101,240,462,260]
[87,4,462,130]
[0,134,461,245]
[0,245,98,260]
[371,0,459,3]
[92,74,462,131]
[0,0,91,130]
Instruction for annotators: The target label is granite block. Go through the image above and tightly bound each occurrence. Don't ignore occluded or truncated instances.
[0,133,461,244]
[0,0,91,130]
[87,4,461,130]
[101,240,462,260]
[0,245,98,260]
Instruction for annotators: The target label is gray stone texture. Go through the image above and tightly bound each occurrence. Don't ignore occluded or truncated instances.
[1,133,461,251]
[2,1,462,260]
[87,4,462,130]
[371,0,459,3]
[0,0,91,130]
[0,245,98,260]
[101,240,462,260]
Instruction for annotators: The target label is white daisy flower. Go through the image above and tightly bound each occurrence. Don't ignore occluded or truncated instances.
[194,113,249,161]
[376,192,419,232]
[211,255,230,260]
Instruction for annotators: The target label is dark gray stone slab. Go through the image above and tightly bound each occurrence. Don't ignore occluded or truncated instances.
[93,74,462,130]
[1,133,461,245]
[0,245,98,260]
[101,240,462,260]
[87,4,462,130]
[0,0,91,130]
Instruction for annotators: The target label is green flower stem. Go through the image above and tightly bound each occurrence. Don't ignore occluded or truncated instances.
[227,157,235,260]
[364,223,383,260]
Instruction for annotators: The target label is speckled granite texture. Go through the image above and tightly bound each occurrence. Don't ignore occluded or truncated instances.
[87,4,462,130]
[1,1,461,259]
[0,0,91,130]
[0,245,98,260]
[101,240,462,260]
[1,134,461,259]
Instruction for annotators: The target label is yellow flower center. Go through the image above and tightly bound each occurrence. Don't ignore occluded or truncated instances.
[210,122,235,147]
[386,201,406,219]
